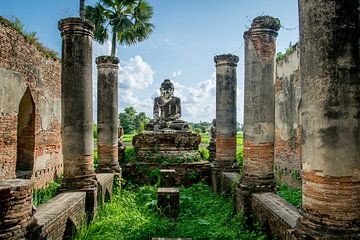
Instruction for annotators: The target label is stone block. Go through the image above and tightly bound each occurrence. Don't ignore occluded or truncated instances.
[220,172,239,195]
[31,192,86,239]
[132,131,201,162]
[96,173,115,207]
[251,192,299,240]
[160,169,176,187]
[157,187,180,218]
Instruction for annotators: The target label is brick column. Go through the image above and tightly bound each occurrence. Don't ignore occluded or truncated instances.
[0,179,34,240]
[214,54,239,170]
[241,16,280,192]
[96,56,121,174]
[58,18,97,215]
[212,54,238,192]
[295,1,360,239]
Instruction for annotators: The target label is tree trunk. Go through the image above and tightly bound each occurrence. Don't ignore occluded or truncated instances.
[80,0,85,19]
[111,31,117,57]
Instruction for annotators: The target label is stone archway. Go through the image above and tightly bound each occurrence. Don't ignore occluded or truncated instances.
[63,218,76,240]
[16,88,35,179]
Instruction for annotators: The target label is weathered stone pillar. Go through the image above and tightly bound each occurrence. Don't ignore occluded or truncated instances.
[96,56,121,174]
[0,179,35,240]
[295,1,360,239]
[214,54,239,169]
[212,54,238,192]
[241,16,280,192]
[59,18,97,215]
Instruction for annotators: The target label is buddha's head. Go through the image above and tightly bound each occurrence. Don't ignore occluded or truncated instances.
[160,79,174,100]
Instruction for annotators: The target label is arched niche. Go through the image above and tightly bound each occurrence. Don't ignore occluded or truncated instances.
[16,88,35,179]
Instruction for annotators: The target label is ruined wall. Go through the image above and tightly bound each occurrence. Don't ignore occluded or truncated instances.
[274,45,302,188]
[0,17,62,188]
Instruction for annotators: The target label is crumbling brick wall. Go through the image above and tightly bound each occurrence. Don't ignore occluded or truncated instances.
[274,45,302,188]
[0,17,62,189]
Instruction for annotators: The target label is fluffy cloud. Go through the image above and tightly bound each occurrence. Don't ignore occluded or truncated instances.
[170,74,217,122]
[120,89,152,111]
[172,70,182,77]
[119,55,155,89]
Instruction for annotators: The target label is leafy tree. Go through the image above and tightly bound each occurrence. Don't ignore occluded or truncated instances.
[135,112,150,133]
[119,106,150,134]
[85,0,154,57]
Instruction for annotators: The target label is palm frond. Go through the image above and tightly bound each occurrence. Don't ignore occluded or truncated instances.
[100,0,116,10]
[134,0,154,22]
[86,0,154,53]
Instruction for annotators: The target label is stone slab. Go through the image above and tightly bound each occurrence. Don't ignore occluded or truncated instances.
[251,192,299,239]
[96,173,114,206]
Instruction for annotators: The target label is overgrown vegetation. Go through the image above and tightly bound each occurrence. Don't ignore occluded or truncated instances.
[33,175,62,207]
[276,42,298,61]
[276,183,302,207]
[0,16,59,60]
[75,183,266,240]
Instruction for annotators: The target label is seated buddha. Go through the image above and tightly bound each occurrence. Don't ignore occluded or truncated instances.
[145,79,189,131]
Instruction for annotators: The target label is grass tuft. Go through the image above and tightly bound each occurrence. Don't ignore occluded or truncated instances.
[33,175,62,207]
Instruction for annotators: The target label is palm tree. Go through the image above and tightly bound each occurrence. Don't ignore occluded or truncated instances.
[85,0,154,57]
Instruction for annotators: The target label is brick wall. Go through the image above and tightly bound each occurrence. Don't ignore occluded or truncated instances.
[274,46,302,188]
[31,192,86,239]
[0,17,62,188]
[0,179,35,240]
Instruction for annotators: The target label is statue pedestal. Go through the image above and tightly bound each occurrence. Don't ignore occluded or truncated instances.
[132,130,201,162]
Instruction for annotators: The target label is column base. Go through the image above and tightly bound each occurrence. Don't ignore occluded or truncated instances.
[236,174,275,217]
[96,164,121,174]
[240,174,275,192]
[294,208,360,240]
[59,174,98,219]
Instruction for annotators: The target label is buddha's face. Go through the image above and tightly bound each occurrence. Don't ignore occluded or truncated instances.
[161,85,174,100]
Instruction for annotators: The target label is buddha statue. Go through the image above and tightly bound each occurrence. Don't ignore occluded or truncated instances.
[145,79,189,131]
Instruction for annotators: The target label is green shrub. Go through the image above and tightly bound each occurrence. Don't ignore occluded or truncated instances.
[199,147,209,160]
[277,183,302,207]
[33,175,62,207]
[125,146,136,162]
[93,148,98,169]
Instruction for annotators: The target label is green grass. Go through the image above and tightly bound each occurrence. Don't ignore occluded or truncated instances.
[123,134,136,143]
[33,175,62,207]
[276,184,302,207]
[75,183,266,240]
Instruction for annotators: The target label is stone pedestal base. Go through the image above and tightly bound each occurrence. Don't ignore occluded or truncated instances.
[294,208,360,240]
[236,175,275,218]
[157,187,180,218]
[160,169,176,187]
[132,130,201,162]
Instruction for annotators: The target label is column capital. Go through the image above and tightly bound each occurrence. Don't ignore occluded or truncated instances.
[58,17,94,37]
[96,56,120,69]
[244,16,280,38]
[214,54,239,67]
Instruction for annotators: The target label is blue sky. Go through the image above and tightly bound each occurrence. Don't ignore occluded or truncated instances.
[1,0,299,123]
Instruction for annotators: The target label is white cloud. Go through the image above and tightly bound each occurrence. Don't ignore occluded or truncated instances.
[168,74,217,122]
[172,70,182,77]
[119,55,155,89]
[121,89,152,109]
[164,38,172,45]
